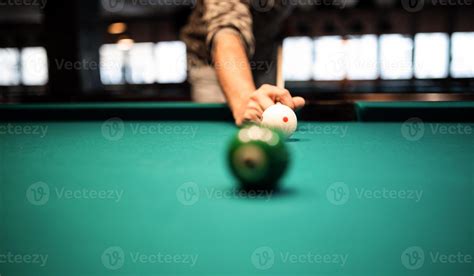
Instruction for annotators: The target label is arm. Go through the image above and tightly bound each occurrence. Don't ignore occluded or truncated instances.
[202,0,304,124]
[213,30,257,124]
[213,30,305,125]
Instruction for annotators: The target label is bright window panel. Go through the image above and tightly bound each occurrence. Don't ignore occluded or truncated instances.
[128,43,156,84]
[155,41,187,83]
[21,47,48,86]
[0,48,20,86]
[313,36,345,81]
[100,44,125,85]
[380,34,413,80]
[345,35,378,80]
[283,37,313,81]
[414,33,449,79]
[451,32,474,78]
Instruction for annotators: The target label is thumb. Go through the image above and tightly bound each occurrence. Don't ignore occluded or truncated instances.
[292,97,306,110]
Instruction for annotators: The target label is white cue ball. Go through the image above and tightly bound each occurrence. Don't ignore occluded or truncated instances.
[261,103,298,138]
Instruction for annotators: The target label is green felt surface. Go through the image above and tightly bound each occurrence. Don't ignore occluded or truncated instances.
[1,121,473,275]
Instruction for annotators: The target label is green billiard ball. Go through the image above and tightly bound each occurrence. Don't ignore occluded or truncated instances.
[227,125,290,190]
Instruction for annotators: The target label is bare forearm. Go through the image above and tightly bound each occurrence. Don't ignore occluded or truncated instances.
[213,31,256,117]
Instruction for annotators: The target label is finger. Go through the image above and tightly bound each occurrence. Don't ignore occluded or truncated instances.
[265,88,295,109]
[247,100,264,115]
[243,109,262,124]
[254,93,275,111]
[292,97,306,110]
[236,119,243,127]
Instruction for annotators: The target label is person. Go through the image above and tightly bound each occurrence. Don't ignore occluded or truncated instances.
[181,0,305,125]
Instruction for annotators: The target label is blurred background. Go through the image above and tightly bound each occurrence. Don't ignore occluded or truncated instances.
[0,0,473,103]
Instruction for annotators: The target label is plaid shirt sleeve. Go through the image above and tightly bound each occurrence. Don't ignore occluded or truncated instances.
[203,0,255,58]
[181,0,255,67]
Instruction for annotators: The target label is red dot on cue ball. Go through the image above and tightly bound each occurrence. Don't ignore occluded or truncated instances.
[283,117,289,123]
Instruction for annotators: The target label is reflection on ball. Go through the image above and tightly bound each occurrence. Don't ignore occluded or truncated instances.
[227,125,290,190]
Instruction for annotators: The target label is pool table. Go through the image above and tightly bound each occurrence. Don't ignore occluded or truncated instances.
[1,102,473,276]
